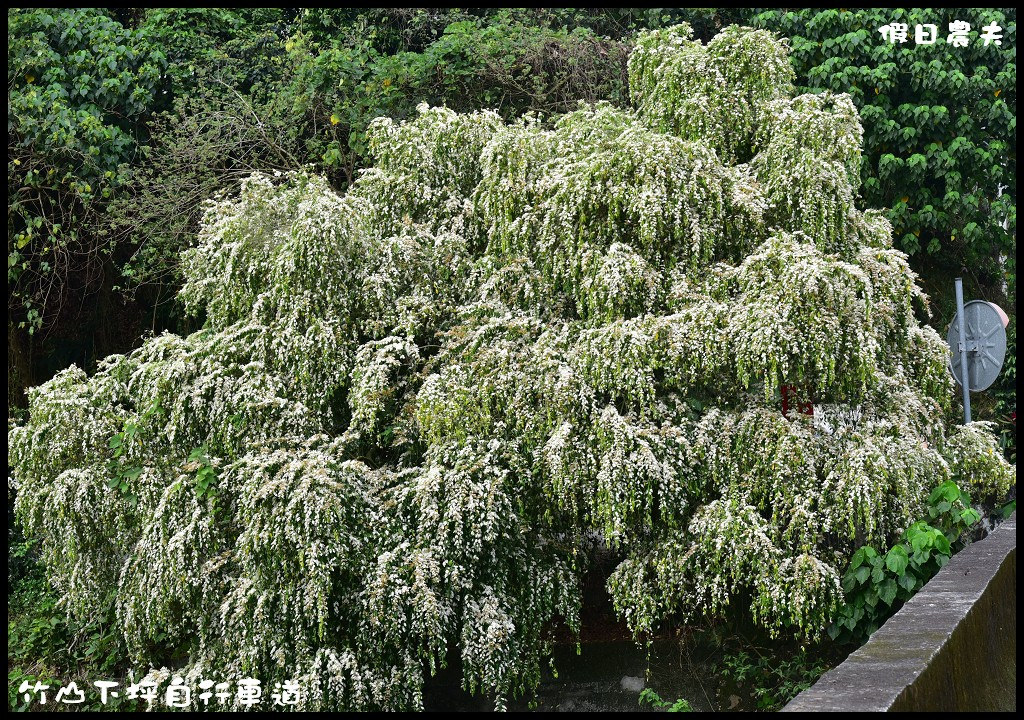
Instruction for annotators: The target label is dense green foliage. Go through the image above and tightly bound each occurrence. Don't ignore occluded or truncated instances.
[9,24,1015,710]
[829,476,990,642]
[8,532,139,712]
[719,647,830,711]
[8,9,164,336]
[750,8,1016,301]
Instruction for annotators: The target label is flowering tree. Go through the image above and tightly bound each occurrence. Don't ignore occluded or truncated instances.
[8,24,1013,710]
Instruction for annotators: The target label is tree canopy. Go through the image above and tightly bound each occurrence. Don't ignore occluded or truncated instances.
[8,10,1016,454]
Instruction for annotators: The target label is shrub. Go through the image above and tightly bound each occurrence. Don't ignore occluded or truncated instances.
[8,25,1013,710]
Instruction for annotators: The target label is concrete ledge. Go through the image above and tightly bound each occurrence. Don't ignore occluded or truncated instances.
[784,513,1016,712]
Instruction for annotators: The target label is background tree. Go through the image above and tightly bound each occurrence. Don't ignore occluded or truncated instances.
[7,9,165,401]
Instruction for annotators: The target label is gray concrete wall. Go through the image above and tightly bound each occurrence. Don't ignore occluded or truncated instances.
[784,513,1016,712]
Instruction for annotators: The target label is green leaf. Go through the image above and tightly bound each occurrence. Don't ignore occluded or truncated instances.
[910,531,931,552]
[885,545,909,576]
[878,578,897,606]
[850,547,867,570]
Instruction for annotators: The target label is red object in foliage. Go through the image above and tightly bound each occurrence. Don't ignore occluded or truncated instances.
[781,384,814,418]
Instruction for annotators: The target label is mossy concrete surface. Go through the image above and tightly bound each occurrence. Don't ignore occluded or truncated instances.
[784,512,1016,712]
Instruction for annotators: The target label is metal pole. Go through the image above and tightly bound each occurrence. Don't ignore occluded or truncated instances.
[954,277,971,424]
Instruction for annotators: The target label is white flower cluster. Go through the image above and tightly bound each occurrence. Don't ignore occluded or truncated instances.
[8,24,1014,711]
[629,23,794,163]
